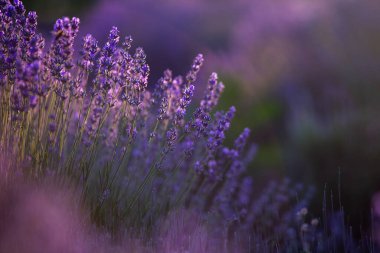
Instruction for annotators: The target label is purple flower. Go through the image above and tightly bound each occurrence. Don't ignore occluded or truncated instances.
[207,106,236,152]
[173,54,203,126]
[234,128,250,153]
[94,26,119,93]
[79,34,98,71]
[48,17,80,98]
[165,127,177,153]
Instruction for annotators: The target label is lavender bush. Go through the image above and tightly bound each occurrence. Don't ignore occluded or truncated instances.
[0,0,376,252]
[0,0,258,237]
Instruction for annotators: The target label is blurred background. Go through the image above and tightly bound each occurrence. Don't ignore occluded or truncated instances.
[25,0,380,234]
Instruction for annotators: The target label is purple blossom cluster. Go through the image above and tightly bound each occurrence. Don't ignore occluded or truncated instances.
[2,1,373,252]
[0,0,43,111]
[0,0,261,235]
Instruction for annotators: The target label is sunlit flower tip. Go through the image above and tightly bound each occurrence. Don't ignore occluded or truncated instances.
[13,0,25,14]
[80,34,99,70]
[134,47,146,61]
[163,69,172,82]
[83,34,96,47]
[192,54,204,72]
[26,11,37,29]
[70,17,80,33]
[108,26,120,45]
[27,10,37,20]
[122,35,133,50]
[53,18,64,33]
[311,218,319,227]
[62,17,71,30]
[208,72,218,87]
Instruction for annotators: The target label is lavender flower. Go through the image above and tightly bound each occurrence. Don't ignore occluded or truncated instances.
[93,26,119,94]
[207,106,236,152]
[174,54,203,126]
[48,17,80,98]
[79,34,99,72]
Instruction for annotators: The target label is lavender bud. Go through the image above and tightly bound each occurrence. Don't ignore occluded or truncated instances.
[123,35,133,50]
[234,128,250,153]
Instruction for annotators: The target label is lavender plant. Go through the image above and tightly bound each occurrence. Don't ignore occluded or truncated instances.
[0,0,256,234]
[0,0,375,252]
